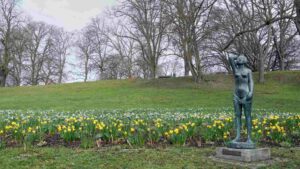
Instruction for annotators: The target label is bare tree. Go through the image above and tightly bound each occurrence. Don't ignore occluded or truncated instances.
[269,0,298,71]
[163,0,217,83]
[9,26,28,86]
[248,0,271,83]
[86,17,111,80]
[51,27,72,83]
[108,24,138,79]
[24,21,53,85]
[75,28,94,82]
[41,53,56,85]
[115,0,169,79]
[0,0,20,86]
[210,0,297,83]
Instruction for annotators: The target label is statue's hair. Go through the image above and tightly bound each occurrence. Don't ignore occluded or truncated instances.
[237,55,248,64]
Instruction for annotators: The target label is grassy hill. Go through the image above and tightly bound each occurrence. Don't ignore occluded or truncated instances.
[0,71,299,169]
[0,71,299,112]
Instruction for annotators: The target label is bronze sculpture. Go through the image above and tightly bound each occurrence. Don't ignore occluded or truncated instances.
[227,54,255,149]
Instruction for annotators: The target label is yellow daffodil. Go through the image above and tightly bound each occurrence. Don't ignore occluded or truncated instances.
[164,132,169,137]
[28,127,32,133]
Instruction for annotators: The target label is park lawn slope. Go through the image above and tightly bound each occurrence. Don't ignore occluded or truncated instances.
[0,71,298,112]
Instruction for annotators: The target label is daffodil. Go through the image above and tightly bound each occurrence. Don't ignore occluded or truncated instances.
[174,128,179,134]
[57,125,62,132]
[164,132,169,137]
[28,127,32,133]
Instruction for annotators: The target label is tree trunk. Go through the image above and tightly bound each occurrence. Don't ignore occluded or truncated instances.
[31,64,36,85]
[58,72,63,84]
[84,54,89,82]
[84,68,88,82]
[58,60,65,84]
[279,54,285,71]
[191,26,202,83]
[32,79,38,86]
[271,27,286,71]
[1,40,10,87]
[258,25,272,83]
[295,0,300,34]
[258,54,265,83]
[184,56,190,76]
[150,63,156,79]
[0,69,7,87]
[16,78,21,86]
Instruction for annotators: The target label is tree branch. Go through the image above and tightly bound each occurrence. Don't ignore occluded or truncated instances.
[222,15,295,51]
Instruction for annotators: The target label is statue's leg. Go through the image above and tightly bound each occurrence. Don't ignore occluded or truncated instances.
[245,101,253,144]
[233,99,242,142]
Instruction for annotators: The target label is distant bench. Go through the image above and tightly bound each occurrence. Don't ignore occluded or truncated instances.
[158,76,172,79]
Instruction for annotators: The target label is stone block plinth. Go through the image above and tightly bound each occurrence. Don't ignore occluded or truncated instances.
[215,147,271,162]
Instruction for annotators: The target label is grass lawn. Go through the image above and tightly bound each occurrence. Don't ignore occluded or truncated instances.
[0,71,298,112]
[0,71,299,168]
[0,146,299,169]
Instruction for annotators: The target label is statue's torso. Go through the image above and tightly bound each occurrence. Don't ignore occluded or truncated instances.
[234,68,250,98]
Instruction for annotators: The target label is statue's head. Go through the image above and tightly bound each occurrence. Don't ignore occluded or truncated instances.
[236,55,248,65]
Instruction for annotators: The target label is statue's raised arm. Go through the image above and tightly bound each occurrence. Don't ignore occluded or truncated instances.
[227,54,238,74]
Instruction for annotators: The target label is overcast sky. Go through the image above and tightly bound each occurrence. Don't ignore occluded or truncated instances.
[20,0,117,31]
[18,0,118,82]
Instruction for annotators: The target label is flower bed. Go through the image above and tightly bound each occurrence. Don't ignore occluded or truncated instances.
[0,109,299,148]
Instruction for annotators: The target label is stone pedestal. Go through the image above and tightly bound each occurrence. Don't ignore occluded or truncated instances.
[227,141,255,149]
[215,147,271,162]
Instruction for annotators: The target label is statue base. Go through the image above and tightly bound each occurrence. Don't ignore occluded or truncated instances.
[215,147,271,162]
[227,141,256,149]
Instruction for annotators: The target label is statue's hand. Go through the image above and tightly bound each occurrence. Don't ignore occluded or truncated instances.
[246,92,253,100]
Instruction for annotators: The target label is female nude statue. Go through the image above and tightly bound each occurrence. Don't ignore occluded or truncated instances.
[227,54,254,148]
